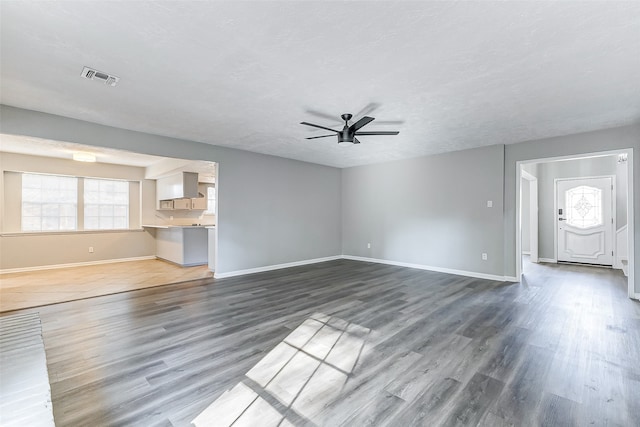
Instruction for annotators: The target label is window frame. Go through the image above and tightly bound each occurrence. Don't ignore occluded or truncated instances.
[83,177,130,231]
[21,173,79,232]
[18,172,138,234]
[204,185,216,215]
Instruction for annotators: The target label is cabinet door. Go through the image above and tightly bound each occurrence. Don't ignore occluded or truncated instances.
[173,199,191,209]
[191,197,208,210]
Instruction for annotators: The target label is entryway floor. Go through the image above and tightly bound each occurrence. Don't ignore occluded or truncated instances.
[0,259,212,313]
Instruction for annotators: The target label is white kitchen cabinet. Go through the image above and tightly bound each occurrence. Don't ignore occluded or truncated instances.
[191,197,207,210]
[156,172,198,201]
[173,198,191,210]
[157,197,205,210]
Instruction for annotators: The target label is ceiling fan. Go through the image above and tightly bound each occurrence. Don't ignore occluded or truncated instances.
[300,113,399,144]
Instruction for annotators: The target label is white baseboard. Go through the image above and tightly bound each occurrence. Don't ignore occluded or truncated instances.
[0,256,157,275]
[214,256,342,279]
[504,276,519,282]
[342,255,510,282]
[539,258,557,263]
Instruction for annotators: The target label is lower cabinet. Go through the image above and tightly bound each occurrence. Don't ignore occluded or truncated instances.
[156,227,208,266]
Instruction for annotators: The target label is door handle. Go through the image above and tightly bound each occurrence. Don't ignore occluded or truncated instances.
[558,218,565,221]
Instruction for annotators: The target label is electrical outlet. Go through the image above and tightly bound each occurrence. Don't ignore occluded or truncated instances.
[487,200,493,208]
[367,243,371,249]
[89,246,94,253]
[481,253,488,260]
[170,215,174,221]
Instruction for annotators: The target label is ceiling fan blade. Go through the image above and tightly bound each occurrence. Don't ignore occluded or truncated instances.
[306,134,335,140]
[353,138,361,144]
[374,120,405,125]
[354,103,381,119]
[355,131,400,136]
[300,122,339,133]
[305,109,343,124]
[349,116,375,132]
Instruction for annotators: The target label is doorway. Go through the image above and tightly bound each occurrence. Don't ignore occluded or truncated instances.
[516,149,635,299]
[521,170,539,264]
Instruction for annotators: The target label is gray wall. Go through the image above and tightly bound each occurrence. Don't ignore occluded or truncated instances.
[0,105,342,274]
[2,105,637,294]
[342,145,505,277]
[504,124,640,293]
[0,152,156,269]
[536,156,617,260]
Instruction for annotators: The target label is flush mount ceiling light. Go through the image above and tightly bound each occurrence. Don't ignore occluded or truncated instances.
[73,152,96,162]
[80,66,119,87]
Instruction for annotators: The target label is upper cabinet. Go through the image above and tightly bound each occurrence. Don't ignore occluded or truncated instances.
[190,197,208,210]
[156,172,199,200]
[156,172,209,210]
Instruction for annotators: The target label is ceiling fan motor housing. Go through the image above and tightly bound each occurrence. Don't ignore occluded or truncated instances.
[338,130,354,143]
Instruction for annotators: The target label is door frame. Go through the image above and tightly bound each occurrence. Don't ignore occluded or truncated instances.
[554,175,615,266]
[521,170,539,263]
[515,148,635,300]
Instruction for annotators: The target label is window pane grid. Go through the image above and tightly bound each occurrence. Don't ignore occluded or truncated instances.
[84,178,129,230]
[205,186,216,214]
[22,174,78,232]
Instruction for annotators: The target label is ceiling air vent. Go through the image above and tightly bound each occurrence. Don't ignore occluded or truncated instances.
[81,66,119,87]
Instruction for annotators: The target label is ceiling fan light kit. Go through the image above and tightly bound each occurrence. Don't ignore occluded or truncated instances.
[301,113,399,144]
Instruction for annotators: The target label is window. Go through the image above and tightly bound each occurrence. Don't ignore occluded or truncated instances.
[84,178,129,230]
[205,185,216,214]
[19,173,133,232]
[565,185,602,229]
[22,173,78,231]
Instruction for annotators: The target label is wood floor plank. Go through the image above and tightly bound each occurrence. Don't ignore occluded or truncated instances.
[1,258,637,426]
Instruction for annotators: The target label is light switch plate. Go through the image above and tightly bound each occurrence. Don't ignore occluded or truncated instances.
[487,200,493,208]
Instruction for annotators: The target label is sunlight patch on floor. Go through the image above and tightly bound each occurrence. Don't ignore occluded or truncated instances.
[192,312,370,427]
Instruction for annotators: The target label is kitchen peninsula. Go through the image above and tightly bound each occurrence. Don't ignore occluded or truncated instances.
[142,225,209,267]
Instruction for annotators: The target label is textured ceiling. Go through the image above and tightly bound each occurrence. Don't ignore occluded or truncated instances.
[1,2,639,168]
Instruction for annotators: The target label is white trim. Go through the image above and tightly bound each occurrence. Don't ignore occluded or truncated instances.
[521,251,531,255]
[215,255,518,282]
[627,149,635,299]
[539,258,557,263]
[214,256,342,279]
[615,224,628,269]
[518,167,539,267]
[342,255,511,282]
[0,255,156,274]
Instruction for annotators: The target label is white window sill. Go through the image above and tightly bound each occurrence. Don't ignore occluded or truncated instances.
[1,229,145,237]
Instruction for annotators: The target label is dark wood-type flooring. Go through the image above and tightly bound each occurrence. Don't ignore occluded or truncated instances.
[5,259,640,426]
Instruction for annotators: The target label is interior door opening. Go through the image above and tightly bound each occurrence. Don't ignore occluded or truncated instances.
[515,149,634,300]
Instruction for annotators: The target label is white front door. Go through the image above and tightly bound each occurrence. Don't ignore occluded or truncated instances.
[557,177,613,265]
